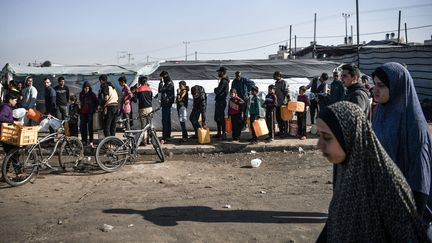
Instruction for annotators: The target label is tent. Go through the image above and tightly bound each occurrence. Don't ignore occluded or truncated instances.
[148,59,339,131]
[1,59,340,131]
[0,62,160,119]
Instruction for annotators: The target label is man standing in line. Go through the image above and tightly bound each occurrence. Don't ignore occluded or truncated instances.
[340,64,371,117]
[231,71,255,129]
[21,76,37,125]
[316,73,329,112]
[97,74,119,137]
[43,77,56,116]
[273,71,290,137]
[54,76,70,120]
[214,66,229,140]
[306,76,320,126]
[328,71,346,105]
[134,76,153,129]
[158,71,175,144]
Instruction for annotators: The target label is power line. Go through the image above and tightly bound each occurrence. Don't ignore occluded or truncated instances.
[197,24,432,55]
[295,24,432,39]
[198,39,290,55]
[130,3,432,61]
[188,3,432,44]
[138,53,195,62]
[133,43,183,55]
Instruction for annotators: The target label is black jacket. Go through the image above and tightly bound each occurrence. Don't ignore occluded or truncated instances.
[344,83,371,117]
[214,78,229,103]
[158,79,175,107]
[135,85,153,109]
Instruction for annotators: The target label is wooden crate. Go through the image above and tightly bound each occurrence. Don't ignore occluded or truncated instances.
[0,123,39,146]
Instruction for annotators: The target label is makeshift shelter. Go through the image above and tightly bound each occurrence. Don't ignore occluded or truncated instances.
[0,62,159,123]
[1,59,339,131]
[148,59,339,131]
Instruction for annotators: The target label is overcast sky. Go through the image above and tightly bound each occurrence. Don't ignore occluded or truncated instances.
[1,0,431,67]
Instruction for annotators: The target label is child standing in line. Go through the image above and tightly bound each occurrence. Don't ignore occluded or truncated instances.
[176,80,189,142]
[247,86,263,144]
[296,86,310,140]
[263,84,278,142]
[228,89,245,141]
[68,95,80,137]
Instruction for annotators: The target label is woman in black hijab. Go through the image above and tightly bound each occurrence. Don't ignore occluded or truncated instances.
[315,101,427,242]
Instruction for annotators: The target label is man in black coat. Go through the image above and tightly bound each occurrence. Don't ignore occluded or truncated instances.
[158,71,175,144]
[214,66,229,139]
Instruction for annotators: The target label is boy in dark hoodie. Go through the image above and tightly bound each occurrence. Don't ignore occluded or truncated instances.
[189,85,207,139]
[263,84,277,141]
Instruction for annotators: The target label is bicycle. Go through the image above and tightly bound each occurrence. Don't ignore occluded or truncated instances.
[95,108,165,172]
[2,116,84,187]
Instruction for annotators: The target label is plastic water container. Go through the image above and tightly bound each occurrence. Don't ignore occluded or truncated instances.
[250,159,262,168]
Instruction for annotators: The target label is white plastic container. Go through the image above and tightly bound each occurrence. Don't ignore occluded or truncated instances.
[250,159,262,168]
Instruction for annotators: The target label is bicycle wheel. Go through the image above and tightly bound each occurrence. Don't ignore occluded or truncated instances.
[2,147,38,187]
[95,136,129,172]
[58,137,84,172]
[150,129,165,162]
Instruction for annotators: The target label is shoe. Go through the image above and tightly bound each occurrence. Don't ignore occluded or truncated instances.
[300,136,306,140]
[212,134,221,139]
[89,142,96,149]
[181,138,188,142]
[189,135,198,139]
[250,140,258,145]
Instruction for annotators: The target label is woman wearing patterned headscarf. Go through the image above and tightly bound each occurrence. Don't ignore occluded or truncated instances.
[372,62,432,222]
[316,101,427,242]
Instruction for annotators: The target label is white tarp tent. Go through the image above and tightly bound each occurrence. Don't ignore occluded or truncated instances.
[1,59,339,131]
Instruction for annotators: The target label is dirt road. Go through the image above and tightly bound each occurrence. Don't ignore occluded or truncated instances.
[0,150,332,243]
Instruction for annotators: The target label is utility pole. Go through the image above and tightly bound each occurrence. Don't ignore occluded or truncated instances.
[195,51,197,61]
[342,13,351,44]
[405,22,408,44]
[289,25,292,59]
[183,41,190,61]
[397,10,401,44]
[117,51,133,64]
[294,35,297,54]
[356,0,360,68]
[126,52,132,65]
[351,25,353,44]
[313,13,316,59]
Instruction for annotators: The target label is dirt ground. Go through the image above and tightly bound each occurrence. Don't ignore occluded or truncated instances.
[0,150,332,243]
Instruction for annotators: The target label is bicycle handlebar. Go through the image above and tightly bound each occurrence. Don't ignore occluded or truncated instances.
[117,107,161,123]
[42,115,65,125]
